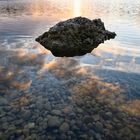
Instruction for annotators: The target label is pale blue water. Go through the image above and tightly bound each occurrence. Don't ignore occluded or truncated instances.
[0,0,140,139]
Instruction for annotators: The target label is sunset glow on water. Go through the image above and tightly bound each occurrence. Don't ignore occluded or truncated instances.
[0,0,140,139]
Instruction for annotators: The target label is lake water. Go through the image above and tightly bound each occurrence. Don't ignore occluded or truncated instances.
[0,0,140,139]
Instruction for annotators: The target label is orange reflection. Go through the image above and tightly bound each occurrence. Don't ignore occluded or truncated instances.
[28,0,71,19]
[0,0,140,29]
[70,76,122,96]
[121,100,140,116]
[41,59,57,70]
[76,67,89,75]
[35,45,50,55]
[11,80,32,90]
[0,46,47,91]
[11,94,30,106]
[29,0,45,17]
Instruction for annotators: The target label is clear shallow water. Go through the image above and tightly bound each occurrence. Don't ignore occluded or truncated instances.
[0,0,140,140]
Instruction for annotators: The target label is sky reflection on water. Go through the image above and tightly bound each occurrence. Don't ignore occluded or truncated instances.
[0,0,140,97]
[0,0,140,90]
[0,1,140,139]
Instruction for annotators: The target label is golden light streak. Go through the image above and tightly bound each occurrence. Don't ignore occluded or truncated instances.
[73,0,81,17]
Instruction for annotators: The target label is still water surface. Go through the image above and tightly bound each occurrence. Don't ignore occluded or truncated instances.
[0,0,140,139]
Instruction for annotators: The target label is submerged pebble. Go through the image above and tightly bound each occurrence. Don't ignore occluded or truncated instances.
[59,122,70,133]
[47,116,61,128]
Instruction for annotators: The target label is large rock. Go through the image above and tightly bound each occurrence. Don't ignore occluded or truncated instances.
[36,17,116,57]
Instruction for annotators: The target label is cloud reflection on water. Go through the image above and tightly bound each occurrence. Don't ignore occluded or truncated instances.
[0,1,140,139]
[0,39,139,139]
[38,56,140,117]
